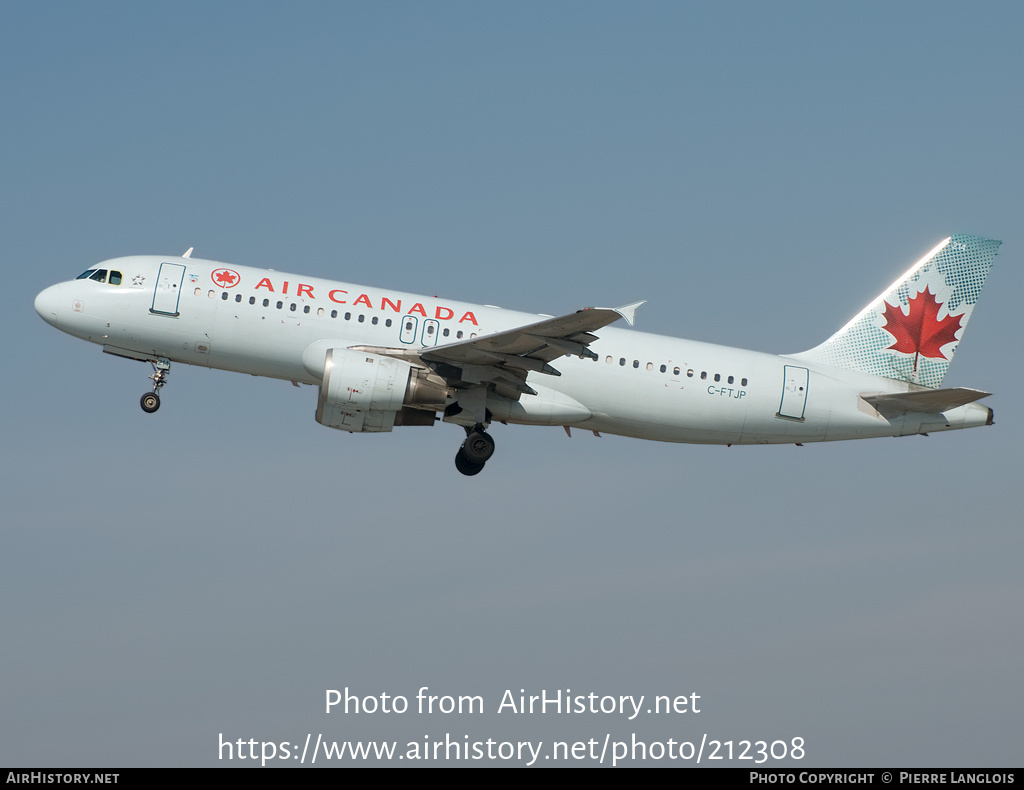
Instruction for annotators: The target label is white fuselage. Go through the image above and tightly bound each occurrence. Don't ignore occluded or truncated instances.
[34,255,992,445]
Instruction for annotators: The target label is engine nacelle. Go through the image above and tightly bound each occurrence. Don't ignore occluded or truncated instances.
[314,348,446,433]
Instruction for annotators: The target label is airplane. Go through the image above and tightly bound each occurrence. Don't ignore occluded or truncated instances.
[34,234,1000,476]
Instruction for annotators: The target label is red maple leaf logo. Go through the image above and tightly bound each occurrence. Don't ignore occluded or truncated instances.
[881,286,962,372]
[212,268,239,288]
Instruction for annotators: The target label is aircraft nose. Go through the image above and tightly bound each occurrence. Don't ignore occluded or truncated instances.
[35,283,63,326]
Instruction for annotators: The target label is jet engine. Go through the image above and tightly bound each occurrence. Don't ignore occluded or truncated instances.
[314,348,447,432]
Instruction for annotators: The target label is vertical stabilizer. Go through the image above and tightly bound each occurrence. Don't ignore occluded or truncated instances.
[792,235,1001,388]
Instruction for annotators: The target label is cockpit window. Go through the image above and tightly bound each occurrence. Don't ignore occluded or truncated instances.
[75,268,122,285]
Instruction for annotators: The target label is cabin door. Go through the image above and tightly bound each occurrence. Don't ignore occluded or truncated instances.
[777,365,809,421]
[150,263,186,316]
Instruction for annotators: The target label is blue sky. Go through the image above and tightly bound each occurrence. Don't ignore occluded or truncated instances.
[4,2,1022,766]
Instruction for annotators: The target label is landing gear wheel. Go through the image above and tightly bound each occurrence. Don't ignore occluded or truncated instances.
[142,357,171,414]
[455,447,485,476]
[462,430,495,464]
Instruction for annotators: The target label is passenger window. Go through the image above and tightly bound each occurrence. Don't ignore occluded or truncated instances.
[263,299,270,307]
[714,373,720,382]
[386,319,393,328]
[701,371,707,380]
[457,331,464,339]
[331,310,338,318]
[208,290,216,298]
[276,301,283,309]
[741,378,748,386]
[317,308,324,317]
[235,294,242,302]
[606,356,613,364]
[660,364,666,373]
[249,297,256,305]
[304,305,310,314]
[687,369,694,377]
[373,316,379,325]
[728,375,734,384]
[619,358,626,366]
[646,362,653,371]
[290,303,296,311]
[194,287,202,296]
[221,292,229,300]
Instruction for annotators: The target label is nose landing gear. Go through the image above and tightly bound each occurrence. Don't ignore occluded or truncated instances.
[455,426,495,476]
[140,357,171,413]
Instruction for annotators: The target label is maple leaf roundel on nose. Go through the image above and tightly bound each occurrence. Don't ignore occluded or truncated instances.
[212,268,241,288]
[881,286,963,361]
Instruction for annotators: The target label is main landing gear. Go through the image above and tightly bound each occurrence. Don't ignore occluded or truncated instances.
[140,357,171,414]
[454,425,495,476]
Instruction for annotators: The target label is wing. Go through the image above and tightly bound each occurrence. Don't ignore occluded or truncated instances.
[353,302,644,401]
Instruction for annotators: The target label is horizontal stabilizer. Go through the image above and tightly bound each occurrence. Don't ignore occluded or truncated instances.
[861,387,991,416]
